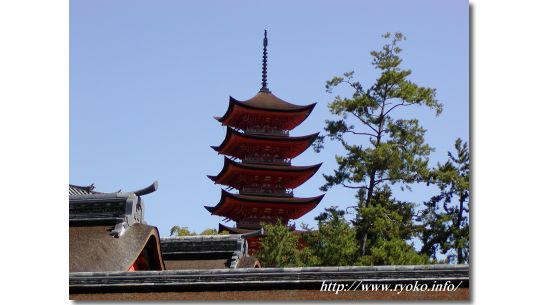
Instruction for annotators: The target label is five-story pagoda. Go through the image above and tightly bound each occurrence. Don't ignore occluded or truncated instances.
[206,30,324,253]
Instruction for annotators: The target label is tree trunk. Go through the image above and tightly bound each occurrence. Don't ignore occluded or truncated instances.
[359,125,383,257]
[359,169,377,256]
[456,192,465,264]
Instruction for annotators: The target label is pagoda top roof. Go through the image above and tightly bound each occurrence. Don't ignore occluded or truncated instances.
[216,93,316,116]
[214,94,316,130]
[240,92,316,111]
[215,29,315,130]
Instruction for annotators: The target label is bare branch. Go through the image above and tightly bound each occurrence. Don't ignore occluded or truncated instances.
[373,177,393,185]
[341,78,364,94]
[342,183,369,190]
[344,130,377,137]
[350,112,379,134]
[384,101,414,117]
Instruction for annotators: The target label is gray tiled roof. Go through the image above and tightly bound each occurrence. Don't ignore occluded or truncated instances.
[70,264,469,292]
[161,235,245,253]
[160,234,250,269]
[69,181,158,237]
[69,184,97,196]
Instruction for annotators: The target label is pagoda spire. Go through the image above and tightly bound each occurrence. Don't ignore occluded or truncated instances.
[208,29,323,254]
[260,28,270,93]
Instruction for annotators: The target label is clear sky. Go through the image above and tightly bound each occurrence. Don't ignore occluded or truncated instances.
[70,0,468,236]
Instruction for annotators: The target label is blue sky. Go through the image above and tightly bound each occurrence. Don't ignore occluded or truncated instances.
[70,0,468,235]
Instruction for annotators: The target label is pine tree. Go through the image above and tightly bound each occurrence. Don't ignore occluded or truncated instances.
[257,220,302,267]
[314,33,442,256]
[420,138,470,263]
[301,207,358,266]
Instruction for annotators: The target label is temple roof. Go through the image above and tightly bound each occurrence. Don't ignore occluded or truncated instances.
[205,189,324,221]
[69,223,164,272]
[219,223,256,234]
[208,157,322,190]
[215,94,316,131]
[70,265,469,299]
[69,181,158,237]
[217,223,264,255]
[69,184,97,195]
[211,127,319,160]
[160,234,260,269]
[69,181,163,272]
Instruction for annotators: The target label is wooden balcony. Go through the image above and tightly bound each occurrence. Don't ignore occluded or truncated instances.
[239,187,294,197]
[245,128,289,137]
[243,156,291,165]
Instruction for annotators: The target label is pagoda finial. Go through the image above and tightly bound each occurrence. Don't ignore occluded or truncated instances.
[260,28,270,93]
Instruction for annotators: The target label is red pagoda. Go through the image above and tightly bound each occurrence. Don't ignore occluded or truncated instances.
[206,30,324,253]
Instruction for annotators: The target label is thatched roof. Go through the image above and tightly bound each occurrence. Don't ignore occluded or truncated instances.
[69,223,164,272]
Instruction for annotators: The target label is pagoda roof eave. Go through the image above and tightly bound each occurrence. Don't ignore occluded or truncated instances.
[216,95,316,125]
[204,205,216,213]
[211,157,322,188]
[232,95,317,112]
[206,189,325,217]
[230,191,325,204]
[212,127,319,154]
[222,156,322,173]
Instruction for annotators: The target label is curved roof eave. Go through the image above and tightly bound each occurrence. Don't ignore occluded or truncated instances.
[212,127,320,153]
[217,95,316,124]
[210,157,322,184]
[223,189,325,205]
[206,191,325,218]
[232,95,317,113]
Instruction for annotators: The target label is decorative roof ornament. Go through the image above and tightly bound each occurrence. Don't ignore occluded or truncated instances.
[69,181,158,237]
[260,28,270,93]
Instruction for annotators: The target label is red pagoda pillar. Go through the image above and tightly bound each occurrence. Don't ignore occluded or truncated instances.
[205,30,324,254]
